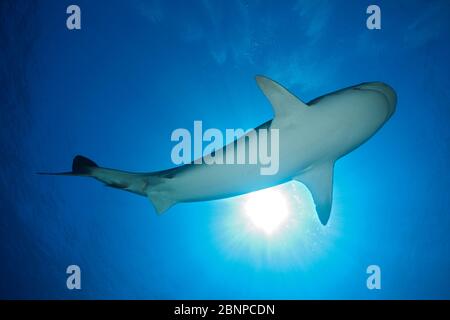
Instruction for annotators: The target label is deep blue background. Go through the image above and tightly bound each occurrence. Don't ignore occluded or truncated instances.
[1,0,449,299]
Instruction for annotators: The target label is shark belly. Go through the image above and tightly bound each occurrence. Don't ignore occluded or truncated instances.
[164,120,327,203]
[166,136,297,203]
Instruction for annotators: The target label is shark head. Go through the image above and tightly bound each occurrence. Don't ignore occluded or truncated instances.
[355,82,397,122]
[329,81,397,146]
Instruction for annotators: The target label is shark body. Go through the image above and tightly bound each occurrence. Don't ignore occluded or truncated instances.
[41,76,396,225]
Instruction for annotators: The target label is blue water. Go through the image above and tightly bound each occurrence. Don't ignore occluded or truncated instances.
[1,0,449,299]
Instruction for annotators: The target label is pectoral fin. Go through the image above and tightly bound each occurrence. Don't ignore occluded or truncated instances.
[294,161,335,225]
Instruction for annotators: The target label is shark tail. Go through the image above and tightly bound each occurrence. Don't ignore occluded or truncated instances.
[37,155,98,177]
[72,155,98,175]
[38,155,177,214]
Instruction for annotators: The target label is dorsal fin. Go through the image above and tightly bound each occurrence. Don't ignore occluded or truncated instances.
[256,75,309,119]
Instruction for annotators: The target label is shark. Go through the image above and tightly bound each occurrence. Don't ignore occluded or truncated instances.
[40,76,396,225]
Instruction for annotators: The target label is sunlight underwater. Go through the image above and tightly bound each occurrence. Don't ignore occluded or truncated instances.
[211,181,341,271]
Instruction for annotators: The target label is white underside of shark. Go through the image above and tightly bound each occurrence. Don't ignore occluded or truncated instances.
[41,76,396,225]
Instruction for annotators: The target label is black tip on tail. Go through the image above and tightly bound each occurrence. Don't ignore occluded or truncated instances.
[37,155,98,176]
[72,155,98,174]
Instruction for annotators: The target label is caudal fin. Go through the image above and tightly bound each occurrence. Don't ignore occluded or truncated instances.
[37,155,98,176]
[38,155,178,214]
[71,155,98,175]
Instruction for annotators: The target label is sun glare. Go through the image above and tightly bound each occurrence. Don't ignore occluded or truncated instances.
[214,182,337,269]
[243,188,290,235]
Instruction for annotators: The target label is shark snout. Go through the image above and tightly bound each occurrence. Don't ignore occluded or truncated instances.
[359,82,397,120]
